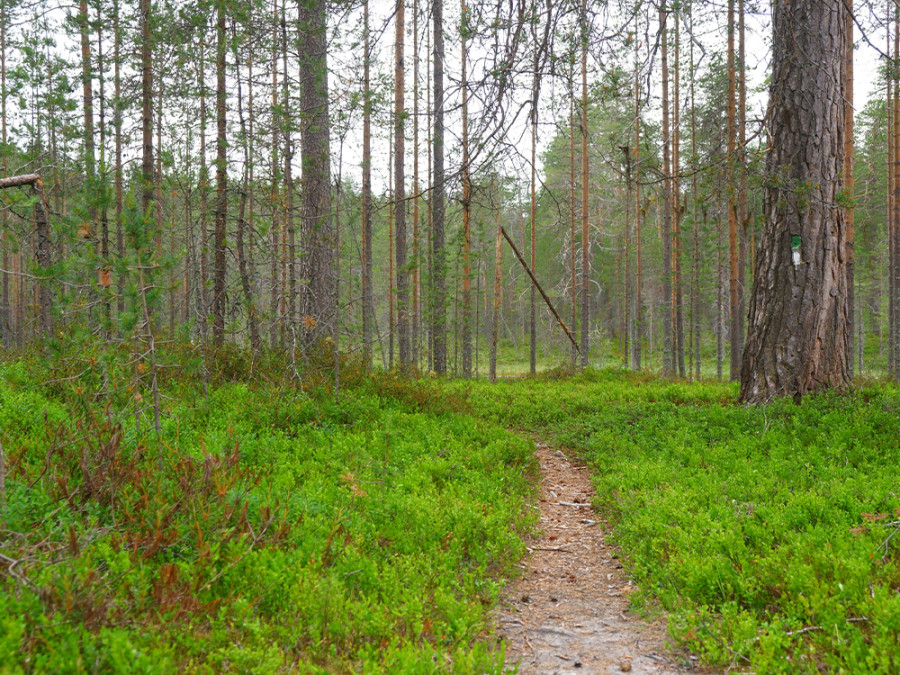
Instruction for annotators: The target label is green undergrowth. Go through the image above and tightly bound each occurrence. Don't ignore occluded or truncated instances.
[0,356,537,673]
[457,369,900,673]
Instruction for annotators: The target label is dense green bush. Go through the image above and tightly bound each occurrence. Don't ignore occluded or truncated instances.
[0,359,537,673]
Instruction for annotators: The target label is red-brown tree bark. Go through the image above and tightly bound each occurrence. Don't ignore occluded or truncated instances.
[739,0,851,403]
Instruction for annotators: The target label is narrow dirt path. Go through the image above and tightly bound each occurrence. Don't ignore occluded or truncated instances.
[496,441,696,674]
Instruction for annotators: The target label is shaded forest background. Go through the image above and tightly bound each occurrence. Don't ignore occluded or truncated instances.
[0,0,895,382]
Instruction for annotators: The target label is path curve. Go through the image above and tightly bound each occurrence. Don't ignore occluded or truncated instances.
[496,441,698,674]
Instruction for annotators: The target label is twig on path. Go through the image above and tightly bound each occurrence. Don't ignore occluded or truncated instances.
[555,501,592,508]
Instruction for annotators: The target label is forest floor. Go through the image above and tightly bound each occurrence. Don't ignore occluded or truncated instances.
[496,440,698,675]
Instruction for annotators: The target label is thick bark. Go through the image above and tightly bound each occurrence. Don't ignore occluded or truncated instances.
[739,0,850,403]
[299,0,334,339]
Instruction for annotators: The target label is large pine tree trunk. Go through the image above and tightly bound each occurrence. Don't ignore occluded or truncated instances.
[394,0,409,365]
[298,0,333,339]
[739,0,850,403]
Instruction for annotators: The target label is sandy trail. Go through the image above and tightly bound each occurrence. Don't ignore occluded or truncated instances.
[496,441,698,675]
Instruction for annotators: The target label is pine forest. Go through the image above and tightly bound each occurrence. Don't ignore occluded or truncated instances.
[3,0,900,672]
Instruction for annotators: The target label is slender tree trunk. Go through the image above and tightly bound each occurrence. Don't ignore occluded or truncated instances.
[660,6,674,376]
[529,48,538,375]
[412,0,421,366]
[579,1,590,370]
[395,0,409,365]
[689,9,700,379]
[282,4,296,333]
[431,0,446,373]
[490,191,502,382]
[212,0,227,346]
[569,95,577,369]
[235,28,260,353]
[673,7,685,376]
[198,38,209,338]
[97,14,110,333]
[34,180,52,336]
[632,24,642,371]
[389,130,395,368]
[461,0,472,378]
[0,0,9,347]
[844,0,854,377]
[740,0,850,403]
[140,0,153,218]
[737,0,748,371]
[727,0,740,380]
[361,0,373,365]
[269,0,280,347]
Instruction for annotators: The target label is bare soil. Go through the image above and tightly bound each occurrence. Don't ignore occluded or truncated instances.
[496,441,701,675]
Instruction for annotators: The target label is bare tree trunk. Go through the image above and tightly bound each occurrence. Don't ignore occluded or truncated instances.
[844,0,854,377]
[361,0,373,365]
[461,0,472,378]
[282,4,296,334]
[114,0,124,317]
[659,6,674,376]
[198,38,209,339]
[490,194,502,381]
[632,23,642,371]
[727,0,741,380]
[737,0,748,373]
[431,0,446,373]
[212,0,227,346]
[235,26,260,353]
[412,0,421,366]
[34,179,52,336]
[740,0,850,403]
[673,7,685,376]
[0,1,9,347]
[395,0,409,365]
[529,47,538,375]
[569,95,577,370]
[580,12,590,369]
[689,9,700,379]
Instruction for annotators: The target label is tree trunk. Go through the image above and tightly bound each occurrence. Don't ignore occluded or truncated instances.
[395,0,409,365]
[431,0,447,373]
[659,6,674,376]
[361,0,373,365]
[212,0,227,346]
[299,0,334,341]
[739,0,850,403]
[727,0,741,381]
[844,0,854,377]
[580,20,590,370]
[461,0,472,378]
